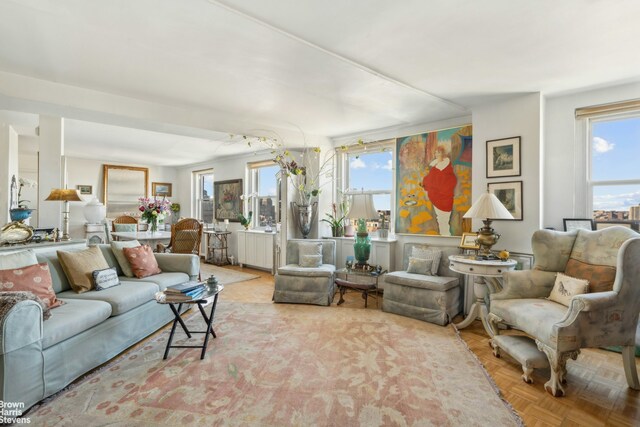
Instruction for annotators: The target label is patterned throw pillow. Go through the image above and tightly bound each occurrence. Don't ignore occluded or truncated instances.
[0,262,63,308]
[407,257,433,275]
[57,246,110,293]
[110,240,141,277]
[548,272,589,306]
[411,247,441,275]
[298,242,323,265]
[92,267,121,290]
[299,254,322,268]
[122,245,162,278]
[564,258,616,293]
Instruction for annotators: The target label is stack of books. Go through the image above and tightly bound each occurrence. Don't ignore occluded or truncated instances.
[163,281,207,302]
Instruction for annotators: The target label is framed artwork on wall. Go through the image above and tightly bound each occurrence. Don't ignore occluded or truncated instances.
[508,252,534,270]
[103,164,149,219]
[152,182,172,197]
[486,136,521,178]
[487,181,523,220]
[214,179,243,222]
[76,185,92,195]
[563,218,595,231]
[459,232,480,250]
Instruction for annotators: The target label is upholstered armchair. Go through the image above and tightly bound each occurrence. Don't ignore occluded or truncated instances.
[273,239,336,306]
[488,227,640,396]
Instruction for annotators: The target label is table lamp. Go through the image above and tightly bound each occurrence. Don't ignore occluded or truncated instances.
[348,192,378,268]
[463,192,514,258]
[45,188,82,241]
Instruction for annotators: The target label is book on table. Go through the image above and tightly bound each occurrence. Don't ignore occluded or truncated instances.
[165,281,205,294]
[164,287,207,302]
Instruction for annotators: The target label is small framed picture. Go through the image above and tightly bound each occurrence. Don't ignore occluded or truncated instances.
[488,181,523,220]
[76,185,92,195]
[563,218,595,232]
[459,232,480,250]
[152,182,172,197]
[486,136,521,178]
[508,252,535,270]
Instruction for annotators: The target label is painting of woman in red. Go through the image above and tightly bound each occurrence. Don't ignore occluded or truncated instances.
[421,145,457,235]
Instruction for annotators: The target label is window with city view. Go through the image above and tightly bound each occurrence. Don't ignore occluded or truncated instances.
[590,115,640,230]
[255,164,278,227]
[195,171,214,223]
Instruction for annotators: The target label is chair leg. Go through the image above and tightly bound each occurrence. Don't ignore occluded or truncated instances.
[622,345,640,390]
[536,341,580,397]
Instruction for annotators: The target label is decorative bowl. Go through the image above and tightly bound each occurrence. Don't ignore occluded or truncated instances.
[9,208,34,222]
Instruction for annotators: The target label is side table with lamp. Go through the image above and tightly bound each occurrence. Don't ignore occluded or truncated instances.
[45,188,83,241]
[451,191,516,336]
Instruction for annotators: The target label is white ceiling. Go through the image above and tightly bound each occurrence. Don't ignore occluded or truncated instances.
[1,0,640,166]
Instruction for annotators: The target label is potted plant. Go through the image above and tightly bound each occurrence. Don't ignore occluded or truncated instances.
[321,203,346,237]
[10,177,37,222]
[238,211,253,230]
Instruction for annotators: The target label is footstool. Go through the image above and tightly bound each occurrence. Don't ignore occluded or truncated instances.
[491,335,550,383]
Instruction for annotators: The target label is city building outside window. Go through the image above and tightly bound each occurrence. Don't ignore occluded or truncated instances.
[249,162,279,227]
[194,170,214,223]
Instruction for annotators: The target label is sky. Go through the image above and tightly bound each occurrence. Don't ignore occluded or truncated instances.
[349,151,393,210]
[592,117,640,211]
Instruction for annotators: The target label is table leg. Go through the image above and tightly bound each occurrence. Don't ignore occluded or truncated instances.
[337,285,346,305]
[199,294,219,359]
[164,303,191,360]
[454,276,495,337]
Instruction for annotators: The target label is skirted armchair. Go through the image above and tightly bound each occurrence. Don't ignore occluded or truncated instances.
[273,239,336,306]
[488,226,640,396]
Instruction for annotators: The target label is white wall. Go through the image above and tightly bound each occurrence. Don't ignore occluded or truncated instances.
[544,81,640,230]
[0,124,18,224]
[66,157,178,238]
[472,93,543,254]
[18,148,38,227]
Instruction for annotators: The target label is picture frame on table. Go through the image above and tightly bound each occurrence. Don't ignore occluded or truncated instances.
[486,136,521,178]
[76,185,92,195]
[563,218,595,232]
[459,232,480,250]
[508,252,534,270]
[488,181,523,220]
[152,182,172,197]
[214,179,243,222]
[31,227,56,243]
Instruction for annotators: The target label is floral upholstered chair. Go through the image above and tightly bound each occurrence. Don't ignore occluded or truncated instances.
[488,226,640,396]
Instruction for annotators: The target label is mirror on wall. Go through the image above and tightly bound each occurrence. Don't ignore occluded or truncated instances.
[103,164,148,219]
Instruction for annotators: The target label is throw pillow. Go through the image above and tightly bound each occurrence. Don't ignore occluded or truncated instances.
[298,242,323,264]
[92,267,121,290]
[0,262,63,308]
[110,240,141,277]
[114,223,137,233]
[299,254,323,268]
[411,247,441,275]
[407,257,433,275]
[0,249,38,270]
[548,272,590,307]
[57,246,110,293]
[564,258,616,293]
[122,245,161,278]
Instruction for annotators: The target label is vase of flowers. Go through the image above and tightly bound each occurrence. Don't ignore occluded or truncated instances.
[138,197,171,233]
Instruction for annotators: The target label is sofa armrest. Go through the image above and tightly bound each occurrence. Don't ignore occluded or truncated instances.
[491,269,557,301]
[0,300,43,355]
[154,253,200,278]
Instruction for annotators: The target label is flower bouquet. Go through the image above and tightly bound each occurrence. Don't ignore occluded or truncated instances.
[138,197,172,233]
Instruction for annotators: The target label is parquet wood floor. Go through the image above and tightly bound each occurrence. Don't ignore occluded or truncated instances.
[217,263,640,426]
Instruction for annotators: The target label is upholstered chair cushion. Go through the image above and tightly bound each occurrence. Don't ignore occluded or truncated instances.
[490,298,568,344]
[411,247,441,275]
[548,272,589,306]
[406,257,433,275]
[114,223,136,232]
[564,258,616,293]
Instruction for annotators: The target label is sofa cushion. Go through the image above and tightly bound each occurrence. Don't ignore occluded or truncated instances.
[125,272,191,291]
[42,298,112,349]
[277,264,335,278]
[490,298,568,344]
[0,262,63,309]
[57,281,159,316]
[385,271,458,291]
[0,249,38,269]
[564,258,616,293]
[123,245,162,278]
[110,240,141,278]
[57,246,110,293]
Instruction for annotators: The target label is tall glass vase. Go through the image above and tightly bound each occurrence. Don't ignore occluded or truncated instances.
[291,202,317,238]
[148,217,158,233]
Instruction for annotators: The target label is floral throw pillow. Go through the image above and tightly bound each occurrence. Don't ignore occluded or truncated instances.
[122,245,162,278]
[0,262,63,309]
[548,272,589,307]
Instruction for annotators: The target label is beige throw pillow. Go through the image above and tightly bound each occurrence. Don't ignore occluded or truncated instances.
[407,257,433,275]
[298,242,323,265]
[411,247,441,275]
[300,254,323,268]
[548,272,589,307]
[110,240,141,277]
[0,249,38,270]
[57,246,110,293]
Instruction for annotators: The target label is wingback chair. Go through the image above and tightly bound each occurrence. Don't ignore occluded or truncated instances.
[273,239,336,306]
[488,226,640,396]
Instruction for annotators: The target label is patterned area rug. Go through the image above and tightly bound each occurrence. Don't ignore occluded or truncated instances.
[200,265,259,285]
[29,302,521,426]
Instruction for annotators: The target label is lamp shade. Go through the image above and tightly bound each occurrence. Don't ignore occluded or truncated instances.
[45,188,82,202]
[463,193,513,220]
[348,193,378,220]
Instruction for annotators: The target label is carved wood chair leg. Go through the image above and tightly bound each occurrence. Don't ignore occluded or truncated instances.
[522,366,534,384]
[622,345,640,390]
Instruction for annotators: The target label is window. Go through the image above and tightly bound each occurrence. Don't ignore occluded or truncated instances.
[340,140,394,232]
[194,170,214,223]
[249,163,279,227]
[587,114,640,230]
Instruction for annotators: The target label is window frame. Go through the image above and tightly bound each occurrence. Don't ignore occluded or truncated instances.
[193,169,214,224]
[248,161,280,228]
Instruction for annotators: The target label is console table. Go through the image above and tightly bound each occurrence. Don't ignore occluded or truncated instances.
[448,255,517,336]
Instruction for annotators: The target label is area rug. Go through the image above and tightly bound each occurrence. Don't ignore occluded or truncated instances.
[200,265,259,285]
[29,302,521,426]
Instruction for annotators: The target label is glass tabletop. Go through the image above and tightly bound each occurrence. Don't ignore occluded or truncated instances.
[336,267,387,277]
[155,283,224,304]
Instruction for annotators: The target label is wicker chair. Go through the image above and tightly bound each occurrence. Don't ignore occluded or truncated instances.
[157,218,203,255]
[111,215,139,240]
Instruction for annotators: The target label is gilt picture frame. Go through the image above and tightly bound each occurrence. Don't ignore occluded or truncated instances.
[152,182,172,197]
[486,136,521,178]
[459,232,480,250]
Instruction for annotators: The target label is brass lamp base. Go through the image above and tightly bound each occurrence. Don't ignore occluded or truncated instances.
[476,218,500,257]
